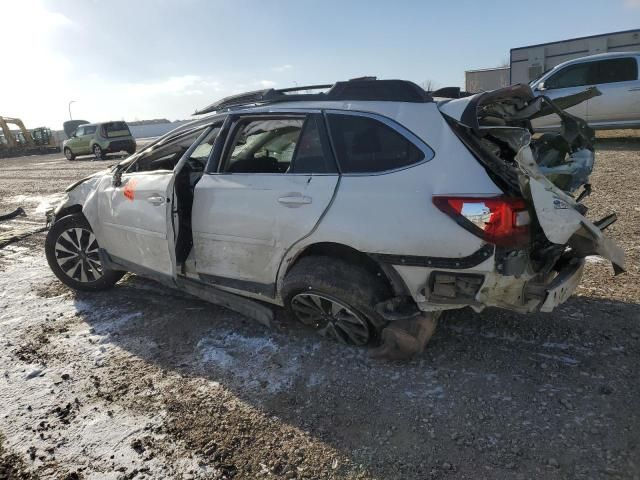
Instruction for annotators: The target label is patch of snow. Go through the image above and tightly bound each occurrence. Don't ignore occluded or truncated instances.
[6,193,64,216]
[197,331,300,393]
[0,251,208,477]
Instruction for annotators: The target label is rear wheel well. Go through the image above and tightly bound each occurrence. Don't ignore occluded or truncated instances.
[285,242,408,297]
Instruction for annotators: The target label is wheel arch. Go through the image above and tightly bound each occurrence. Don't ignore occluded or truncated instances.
[277,241,409,299]
[54,204,84,223]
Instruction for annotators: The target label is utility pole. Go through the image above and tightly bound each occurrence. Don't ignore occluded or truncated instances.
[68,100,76,120]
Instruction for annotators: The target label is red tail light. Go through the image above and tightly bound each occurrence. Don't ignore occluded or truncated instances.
[433,196,530,248]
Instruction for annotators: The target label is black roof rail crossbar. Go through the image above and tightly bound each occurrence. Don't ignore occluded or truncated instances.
[194,79,433,115]
[276,84,333,93]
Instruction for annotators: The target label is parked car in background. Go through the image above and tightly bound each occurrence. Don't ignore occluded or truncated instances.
[530,52,640,131]
[63,121,136,160]
[45,79,624,351]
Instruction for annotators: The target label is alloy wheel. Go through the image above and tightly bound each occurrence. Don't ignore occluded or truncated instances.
[93,145,103,160]
[291,293,370,345]
[54,227,103,283]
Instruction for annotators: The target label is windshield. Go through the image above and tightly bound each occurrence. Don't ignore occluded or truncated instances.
[103,121,131,138]
[529,67,554,88]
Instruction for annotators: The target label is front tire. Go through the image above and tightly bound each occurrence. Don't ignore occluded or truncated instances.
[64,147,75,161]
[282,256,390,346]
[45,213,124,291]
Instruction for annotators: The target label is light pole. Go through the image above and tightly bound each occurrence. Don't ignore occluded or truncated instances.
[68,100,76,120]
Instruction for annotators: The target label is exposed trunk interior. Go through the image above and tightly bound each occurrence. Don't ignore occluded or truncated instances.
[439,84,624,276]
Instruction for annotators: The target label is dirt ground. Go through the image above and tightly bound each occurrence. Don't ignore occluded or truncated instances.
[0,136,638,480]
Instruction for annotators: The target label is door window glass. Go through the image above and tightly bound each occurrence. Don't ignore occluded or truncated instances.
[545,63,594,89]
[127,127,206,173]
[84,125,97,135]
[75,126,84,136]
[186,126,220,171]
[591,58,638,84]
[326,114,425,173]
[290,115,337,174]
[223,118,304,173]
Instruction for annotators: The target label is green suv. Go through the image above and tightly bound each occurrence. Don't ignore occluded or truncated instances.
[63,121,136,160]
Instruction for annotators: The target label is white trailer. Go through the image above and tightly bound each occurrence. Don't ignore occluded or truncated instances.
[510,29,640,84]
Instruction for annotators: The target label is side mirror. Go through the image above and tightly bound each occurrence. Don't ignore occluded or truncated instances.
[536,82,546,91]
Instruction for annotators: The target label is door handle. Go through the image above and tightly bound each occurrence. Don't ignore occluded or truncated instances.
[628,87,640,92]
[277,193,312,207]
[146,194,166,206]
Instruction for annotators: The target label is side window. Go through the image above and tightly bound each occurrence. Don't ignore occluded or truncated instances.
[326,114,425,173]
[545,63,593,89]
[289,115,337,174]
[222,118,304,173]
[75,126,84,137]
[185,126,220,171]
[84,125,97,135]
[127,128,206,173]
[592,58,638,84]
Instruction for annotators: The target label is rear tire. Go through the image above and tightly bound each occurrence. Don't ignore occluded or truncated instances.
[45,213,124,291]
[64,147,75,161]
[282,256,390,346]
[93,144,105,160]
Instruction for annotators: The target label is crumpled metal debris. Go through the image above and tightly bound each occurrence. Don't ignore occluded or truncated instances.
[370,312,440,360]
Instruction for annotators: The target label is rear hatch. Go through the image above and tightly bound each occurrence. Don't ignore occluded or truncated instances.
[437,84,624,274]
[101,121,132,138]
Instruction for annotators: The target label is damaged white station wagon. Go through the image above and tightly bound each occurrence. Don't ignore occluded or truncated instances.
[45,78,625,357]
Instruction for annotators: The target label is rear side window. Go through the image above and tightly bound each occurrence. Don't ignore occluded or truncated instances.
[545,63,593,89]
[592,58,638,84]
[290,115,337,174]
[103,122,131,138]
[327,114,425,173]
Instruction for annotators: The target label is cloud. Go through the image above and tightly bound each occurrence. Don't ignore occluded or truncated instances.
[124,75,222,97]
[257,80,277,88]
[624,0,640,7]
[271,64,293,72]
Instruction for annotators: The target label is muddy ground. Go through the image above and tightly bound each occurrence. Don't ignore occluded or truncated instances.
[0,137,638,479]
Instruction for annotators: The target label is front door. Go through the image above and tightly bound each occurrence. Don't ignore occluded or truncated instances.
[95,127,208,276]
[532,62,591,130]
[69,125,92,154]
[97,172,174,275]
[192,113,339,295]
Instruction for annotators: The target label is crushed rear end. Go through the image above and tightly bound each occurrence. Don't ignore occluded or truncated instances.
[436,84,624,313]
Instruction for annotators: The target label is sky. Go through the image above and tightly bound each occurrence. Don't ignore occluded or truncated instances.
[2,0,639,129]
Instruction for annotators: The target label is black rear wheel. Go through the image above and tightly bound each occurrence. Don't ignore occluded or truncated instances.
[282,256,390,346]
[45,213,124,291]
[93,144,105,160]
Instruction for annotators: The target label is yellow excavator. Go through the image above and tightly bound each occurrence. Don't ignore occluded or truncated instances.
[0,116,60,158]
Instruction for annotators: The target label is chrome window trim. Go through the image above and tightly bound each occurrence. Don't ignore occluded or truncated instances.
[322,109,436,176]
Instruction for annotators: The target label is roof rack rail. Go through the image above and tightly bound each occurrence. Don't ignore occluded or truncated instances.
[194,78,433,115]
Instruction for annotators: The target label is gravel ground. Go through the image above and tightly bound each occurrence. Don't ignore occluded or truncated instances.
[0,139,638,480]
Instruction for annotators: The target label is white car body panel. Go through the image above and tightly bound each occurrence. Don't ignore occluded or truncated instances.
[95,171,174,276]
[192,173,339,287]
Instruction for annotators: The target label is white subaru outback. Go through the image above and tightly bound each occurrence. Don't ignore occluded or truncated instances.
[45,78,625,355]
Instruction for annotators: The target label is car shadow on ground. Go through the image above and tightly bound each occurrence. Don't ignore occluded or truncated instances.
[67,274,640,478]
